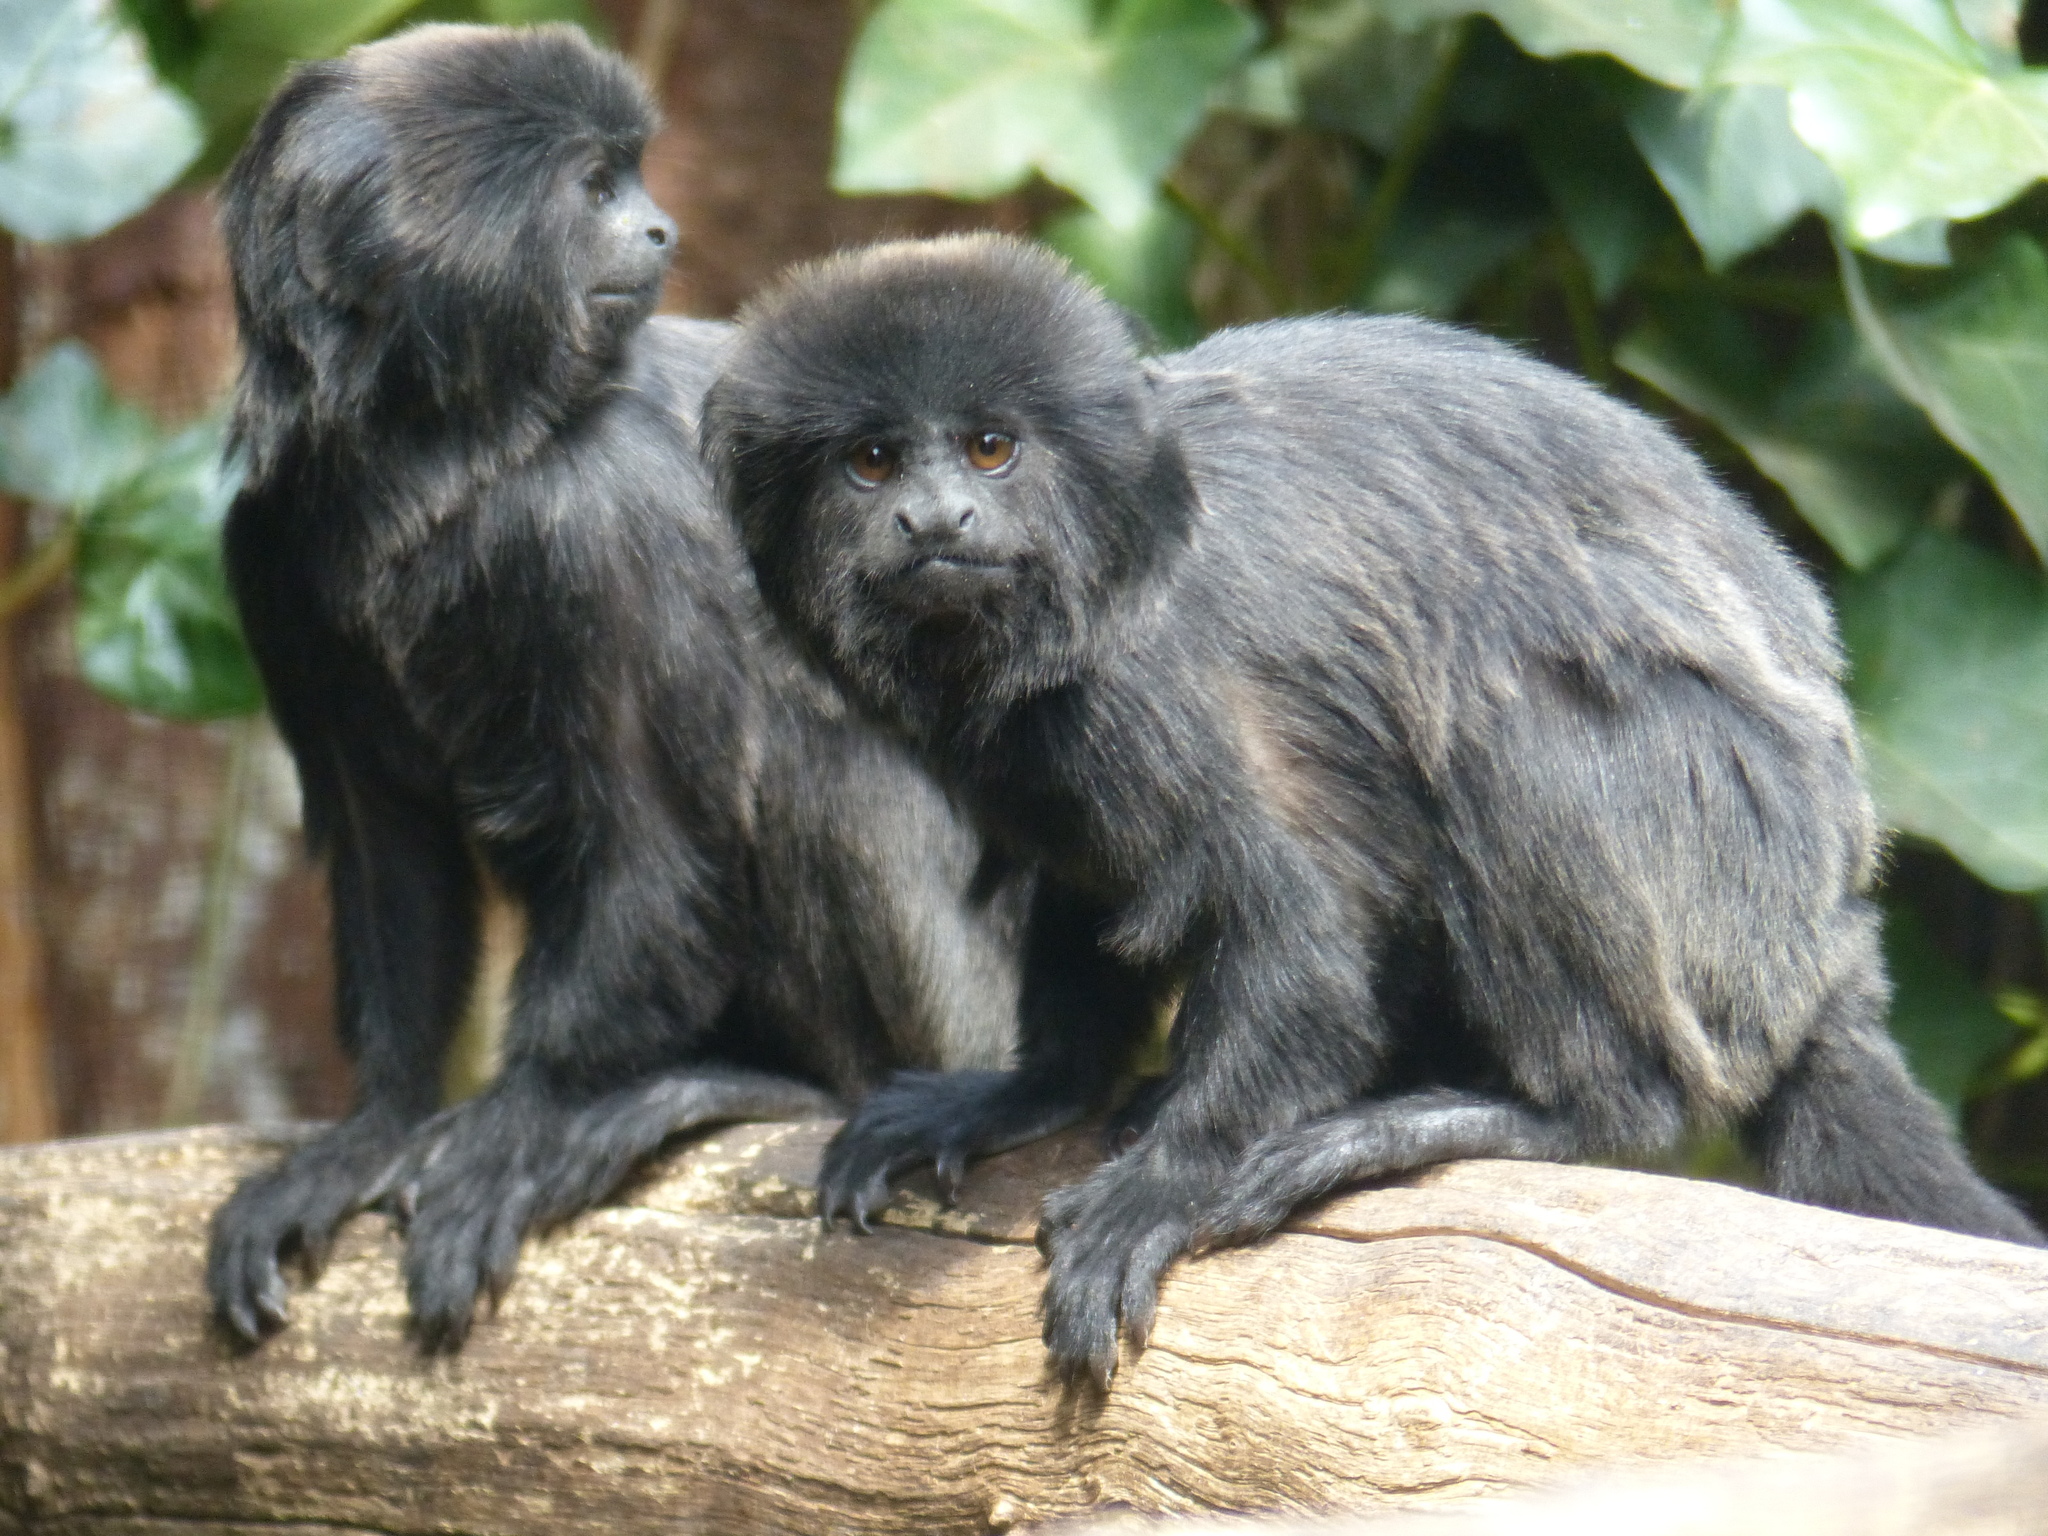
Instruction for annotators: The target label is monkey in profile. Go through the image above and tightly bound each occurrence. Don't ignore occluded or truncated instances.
[704,234,2042,1385]
[211,29,1022,1352]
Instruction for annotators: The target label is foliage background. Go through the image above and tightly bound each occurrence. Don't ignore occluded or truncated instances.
[0,0,2042,1214]
[826,0,2048,1201]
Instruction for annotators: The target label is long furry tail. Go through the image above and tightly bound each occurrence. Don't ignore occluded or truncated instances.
[1745,981,2042,1246]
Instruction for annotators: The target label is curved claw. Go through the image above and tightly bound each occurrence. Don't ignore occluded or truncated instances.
[934,1145,969,1206]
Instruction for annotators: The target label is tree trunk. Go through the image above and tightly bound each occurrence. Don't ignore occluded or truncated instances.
[4,1127,2046,1535]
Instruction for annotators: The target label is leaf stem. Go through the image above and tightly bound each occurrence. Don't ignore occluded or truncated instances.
[0,524,77,623]
[1164,177,1289,313]
[1634,262,1841,315]
[1547,230,1613,385]
[161,712,257,1127]
[1327,15,1471,306]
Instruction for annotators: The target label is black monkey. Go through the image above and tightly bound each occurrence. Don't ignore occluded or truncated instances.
[704,234,2043,1385]
[210,29,1023,1351]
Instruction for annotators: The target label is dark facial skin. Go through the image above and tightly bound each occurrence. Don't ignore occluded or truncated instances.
[578,155,674,322]
[835,425,1028,616]
[708,234,2042,1388]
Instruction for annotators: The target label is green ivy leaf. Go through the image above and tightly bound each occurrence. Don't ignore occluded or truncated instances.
[1884,904,2015,1115]
[0,342,157,508]
[1522,66,1675,300]
[1718,0,2048,244]
[1841,233,2048,562]
[834,0,1260,228]
[1040,200,1203,347]
[1360,196,1543,314]
[1618,302,1958,570]
[1840,531,2048,892]
[1624,82,1838,270]
[181,0,420,170]
[0,0,202,241]
[1267,0,1462,153]
[73,419,261,720]
[1376,0,1725,89]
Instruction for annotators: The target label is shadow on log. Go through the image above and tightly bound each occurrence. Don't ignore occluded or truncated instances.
[3,1124,2047,1534]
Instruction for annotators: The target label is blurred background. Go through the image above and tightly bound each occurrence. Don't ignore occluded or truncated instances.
[1,0,2044,1224]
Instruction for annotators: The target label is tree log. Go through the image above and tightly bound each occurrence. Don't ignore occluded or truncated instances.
[3,1125,2047,1535]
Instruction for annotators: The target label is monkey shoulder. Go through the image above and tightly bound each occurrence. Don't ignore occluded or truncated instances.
[634,315,737,425]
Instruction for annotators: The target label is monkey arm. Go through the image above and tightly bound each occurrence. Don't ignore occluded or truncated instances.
[207,720,481,1343]
[209,496,485,1344]
[1033,818,1392,1385]
[816,879,1156,1227]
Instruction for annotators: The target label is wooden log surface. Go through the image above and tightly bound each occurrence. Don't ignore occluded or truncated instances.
[3,1123,2047,1535]
[1060,1415,2048,1536]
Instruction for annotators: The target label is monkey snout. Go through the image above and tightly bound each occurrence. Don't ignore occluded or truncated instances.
[646,213,675,248]
[892,504,977,544]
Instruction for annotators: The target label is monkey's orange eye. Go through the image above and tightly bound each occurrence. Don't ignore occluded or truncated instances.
[966,431,1016,473]
[847,440,898,485]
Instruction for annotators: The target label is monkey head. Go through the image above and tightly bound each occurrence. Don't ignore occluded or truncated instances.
[222,23,675,474]
[706,235,1196,732]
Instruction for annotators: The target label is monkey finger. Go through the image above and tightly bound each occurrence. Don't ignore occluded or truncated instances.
[933,1145,969,1205]
[481,1236,518,1317]
[1039,1256,1125,1387]
[1116,1223,1186,1354]
[220,1288,268,1347]
[223,1243,289,1344]
[404,1215,493,1355]
[253,1265,291,1333]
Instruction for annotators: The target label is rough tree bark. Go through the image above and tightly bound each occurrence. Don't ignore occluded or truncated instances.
[3,1128,2046,1535]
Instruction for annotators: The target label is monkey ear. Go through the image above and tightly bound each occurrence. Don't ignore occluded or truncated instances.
[1113,303,1161,356]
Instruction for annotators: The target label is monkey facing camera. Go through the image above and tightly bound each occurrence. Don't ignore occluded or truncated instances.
[706,234,2044,1386]
[210,27,1024,1352]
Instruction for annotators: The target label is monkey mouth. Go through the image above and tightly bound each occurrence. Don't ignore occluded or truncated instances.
[890,551,1017,614]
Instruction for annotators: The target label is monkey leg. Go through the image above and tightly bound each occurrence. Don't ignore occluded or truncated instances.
[1035,851,1395,1387]
[1035,1133,1239,1387]
[1191,1088,1580,1249]
[383,1062,838,1353]
[1745,977,2043,1246]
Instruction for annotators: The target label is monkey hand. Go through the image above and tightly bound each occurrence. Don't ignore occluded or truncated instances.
[818,1067,1094,1230]
[207,1107,413,1344]
[380,1063,844,1351]
[1035,1136,1230,1388]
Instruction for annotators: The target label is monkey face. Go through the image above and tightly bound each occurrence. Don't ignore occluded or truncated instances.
[570,154,676,346]
[708,236,1197,712]
[823,419,1035,619]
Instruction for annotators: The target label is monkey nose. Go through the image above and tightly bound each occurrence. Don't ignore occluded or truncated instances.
[647,213,676,248]
[893,505,976,543]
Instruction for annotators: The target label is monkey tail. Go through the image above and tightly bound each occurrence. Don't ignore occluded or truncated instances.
[1744,974,2043,1246]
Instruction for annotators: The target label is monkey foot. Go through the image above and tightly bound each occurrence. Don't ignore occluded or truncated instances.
[1034,1139,1228,1388]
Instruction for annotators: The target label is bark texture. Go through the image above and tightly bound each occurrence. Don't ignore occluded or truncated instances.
[4,1127,2047,1535]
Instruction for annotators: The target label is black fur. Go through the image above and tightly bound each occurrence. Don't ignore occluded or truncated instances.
[705,234,2043,1385]
[210,29,1022,1352]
